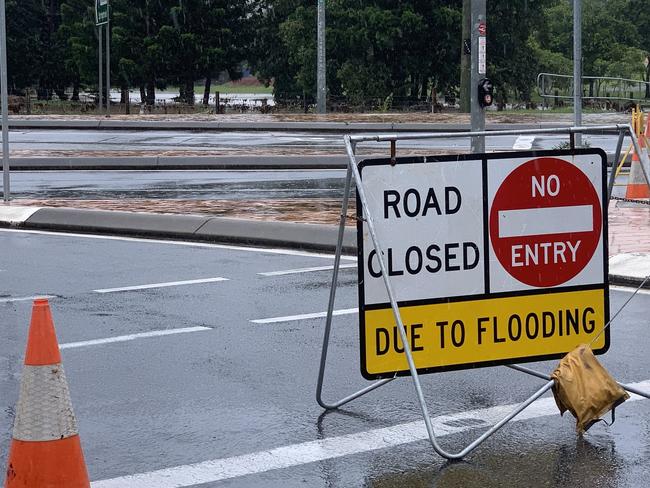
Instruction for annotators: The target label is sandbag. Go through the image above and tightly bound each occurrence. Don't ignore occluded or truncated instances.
[551,344,629,434]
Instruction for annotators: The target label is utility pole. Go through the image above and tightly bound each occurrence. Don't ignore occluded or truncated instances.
[106,12,110,116]
[96,0,109,114]
[316,0,326,114]
[573,0,582,146]
[0,0,9,202]
[470,0,486,153]
[460,0,471,113]
[98,25,103,114]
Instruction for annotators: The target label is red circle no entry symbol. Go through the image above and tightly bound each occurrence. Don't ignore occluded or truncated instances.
[489,157,602,287]
[478,22,487,36]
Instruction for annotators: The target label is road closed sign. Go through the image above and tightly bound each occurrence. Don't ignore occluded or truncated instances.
[357,149,609,379]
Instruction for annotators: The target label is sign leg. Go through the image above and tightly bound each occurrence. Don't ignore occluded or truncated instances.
[316,157,394,410]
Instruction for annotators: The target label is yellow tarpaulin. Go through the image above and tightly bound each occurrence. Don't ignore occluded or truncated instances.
[551,344,629,434]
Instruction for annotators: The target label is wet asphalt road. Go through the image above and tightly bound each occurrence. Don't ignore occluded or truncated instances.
[1,229,649,487]
[6,168,630,202]
[6,129,622,153]
[9,169,349,201]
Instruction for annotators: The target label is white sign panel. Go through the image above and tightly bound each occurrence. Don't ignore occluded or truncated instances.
[478,37,487,75]
[360,158,485,306]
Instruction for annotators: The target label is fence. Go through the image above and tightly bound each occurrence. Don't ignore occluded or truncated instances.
[537,73,650,110]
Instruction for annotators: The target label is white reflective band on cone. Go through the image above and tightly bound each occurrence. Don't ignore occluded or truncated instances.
[13,364,79,442]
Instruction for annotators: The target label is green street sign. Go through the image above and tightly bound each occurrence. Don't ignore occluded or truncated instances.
[95,0,109,26]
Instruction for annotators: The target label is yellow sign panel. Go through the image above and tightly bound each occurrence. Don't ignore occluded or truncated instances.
[362,288,608,378]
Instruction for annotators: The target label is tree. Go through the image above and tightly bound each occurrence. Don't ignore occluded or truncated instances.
[154,0,250,105]
[59,0,97,101]
[5,0,43,93]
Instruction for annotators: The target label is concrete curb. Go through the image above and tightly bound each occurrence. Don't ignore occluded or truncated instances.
[609,253,650,289]
[4,206,356,254]
[1,206,647,288]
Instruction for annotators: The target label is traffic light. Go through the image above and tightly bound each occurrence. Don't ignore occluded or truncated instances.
[478,78,494,108]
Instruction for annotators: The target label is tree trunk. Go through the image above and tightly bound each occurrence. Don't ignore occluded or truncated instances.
[55,88,67,100]
[140,85,146,104]
[121,85,130,114]
[184,78,195,105]
[72,81,80,102]
[146,80,155,105]
[203,77,211,106]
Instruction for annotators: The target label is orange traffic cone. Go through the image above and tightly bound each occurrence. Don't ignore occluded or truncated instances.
[626,115,650,199]
[4,298,90,487]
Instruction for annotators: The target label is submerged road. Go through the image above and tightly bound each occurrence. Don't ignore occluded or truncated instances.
[5,128,623,153]
[0,229,649,487]
[6,167,630,202]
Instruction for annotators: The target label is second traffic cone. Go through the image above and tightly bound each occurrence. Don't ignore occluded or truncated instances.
[4,298,90,488]
[626,117,650,199]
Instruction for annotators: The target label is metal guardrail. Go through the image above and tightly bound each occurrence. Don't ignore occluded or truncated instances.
[538,73,650,102]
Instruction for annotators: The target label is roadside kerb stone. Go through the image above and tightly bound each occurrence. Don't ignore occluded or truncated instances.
[17,207,356,254]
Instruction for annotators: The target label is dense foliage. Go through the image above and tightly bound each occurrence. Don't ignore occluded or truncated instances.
[5,0,650,106]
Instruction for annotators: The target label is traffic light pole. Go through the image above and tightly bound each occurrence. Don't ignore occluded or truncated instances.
[106,16,110,116]
[0,0,9,201]
[470,0,486,153]
[98,24,103,114]
[316,0,326,114]
[573,0,582,146]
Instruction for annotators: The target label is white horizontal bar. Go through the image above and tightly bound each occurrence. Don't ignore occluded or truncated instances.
[0,294,55,304]
[60,327,211,350]
[93,277,229,293]
[251,307,358,324]
[258,263,357,276]
[498,204,593,238]
[91,379,650,488]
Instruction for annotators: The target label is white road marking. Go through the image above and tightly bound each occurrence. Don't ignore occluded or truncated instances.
[91,379,650,488]
[93,277,229,293]
[610,285,650,296]
[251,307,358,324]
[512,135,536,150]
[60,327,211,350]
[258,263,357,276]
[0,228,357,261]
[0,294,55,304]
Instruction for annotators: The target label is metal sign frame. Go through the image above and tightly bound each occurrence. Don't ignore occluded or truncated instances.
[316,124,650,460]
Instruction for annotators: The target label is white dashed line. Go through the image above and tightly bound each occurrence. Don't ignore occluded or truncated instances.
[60,327,211,350]
[258,263,357,276]
[93,277,229,293]
[251,307,358,324]
[0,294,56,304]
